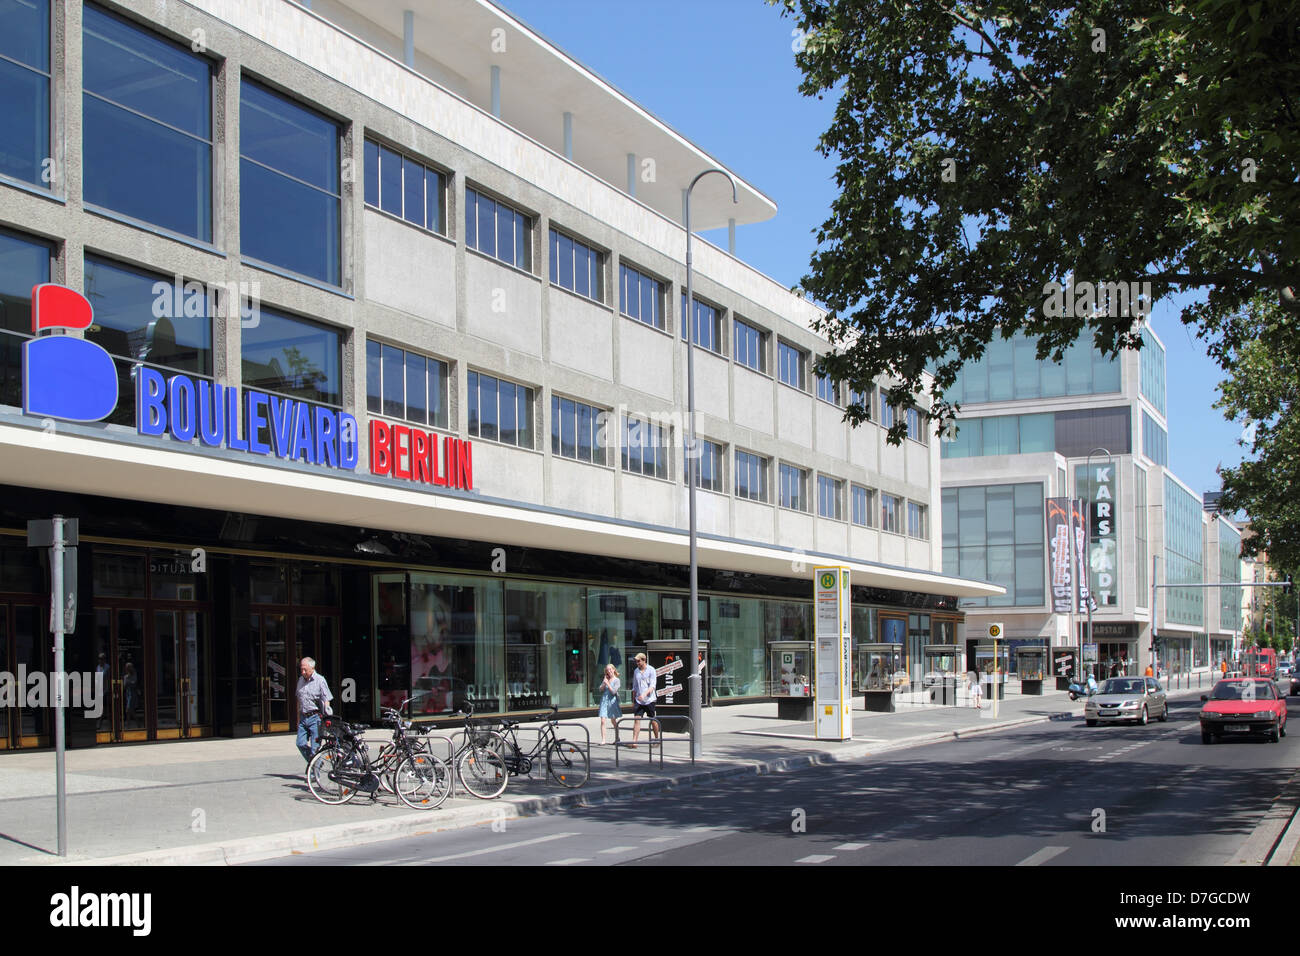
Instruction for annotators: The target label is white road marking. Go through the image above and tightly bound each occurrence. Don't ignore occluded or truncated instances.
[545,858,591,866]
[598,846,639,854]
[1016,846,1069,866]
[796,854,836,863]
[834,842,869,851]
[644,836,676,843]
[398,831,579,864]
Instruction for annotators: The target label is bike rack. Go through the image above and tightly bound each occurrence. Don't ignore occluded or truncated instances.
[470,716,591,787]
[610,715,695,770]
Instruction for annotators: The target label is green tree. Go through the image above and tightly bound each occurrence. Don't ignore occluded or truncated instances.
[774,0,1300,440]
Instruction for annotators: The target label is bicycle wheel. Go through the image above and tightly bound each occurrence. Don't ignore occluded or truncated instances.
[394,752,452,810]
[546,740,589,788]
[307,745,360,805]
[456,745,508,799]
[375,743,397,793]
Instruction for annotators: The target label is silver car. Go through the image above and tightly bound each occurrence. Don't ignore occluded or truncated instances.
[1084,676,1169,726]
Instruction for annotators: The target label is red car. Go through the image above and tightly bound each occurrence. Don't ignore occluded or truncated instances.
[1200,678,1289,744]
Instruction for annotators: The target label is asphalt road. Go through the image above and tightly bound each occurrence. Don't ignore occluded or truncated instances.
[260,696,1296,867]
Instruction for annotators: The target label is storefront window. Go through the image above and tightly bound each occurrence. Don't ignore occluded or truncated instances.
[504,582,587,711]
[148,550,205,600]
[0,545,42,594]
[764,601,810,642]
[373,573,407,711]
[407,573,504,716]
[250,563,290,605]
[711,597,767,698]
[93,551,146,599]
[585,587,658,705]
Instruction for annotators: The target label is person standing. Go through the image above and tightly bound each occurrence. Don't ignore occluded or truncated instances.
[597,664,621,744]
[296,657,333,763]
[630,653,659,747]
[968,670,983,710]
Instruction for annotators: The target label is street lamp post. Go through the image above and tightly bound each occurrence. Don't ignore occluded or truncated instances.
[684,168,737,760]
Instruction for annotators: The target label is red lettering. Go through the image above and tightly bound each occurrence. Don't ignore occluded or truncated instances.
[446,436,460,489]
[459,440,473,490]
[392,425,411,480]
[411,429,431,483]
[433,435,447,487]
[369,419,391,476]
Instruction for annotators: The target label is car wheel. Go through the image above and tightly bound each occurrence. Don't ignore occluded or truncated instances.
[1139,706,1148,726]
[1158,702,1168,722]
[1272,726,1281,743]
[1202,731,1213,744]
[1086,719,1097,727]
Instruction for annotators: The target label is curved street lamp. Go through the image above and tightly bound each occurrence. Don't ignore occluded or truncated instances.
[684,168,737,759]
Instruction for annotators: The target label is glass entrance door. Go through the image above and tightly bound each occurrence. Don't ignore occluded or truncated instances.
[1,603,51,749]
[252,612,290,733]
[152,610,209,739]
[294,614,340,705]
[93,608,146,743]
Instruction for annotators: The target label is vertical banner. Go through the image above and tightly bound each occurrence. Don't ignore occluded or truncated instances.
[1087,465,1119,606]
[1071,498,1098,614]
[1045,497,1075,614]
[813,566,852,740]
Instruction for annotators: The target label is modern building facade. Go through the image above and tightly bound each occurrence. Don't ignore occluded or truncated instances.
[0,0,997,749]
[941,326,1242,679]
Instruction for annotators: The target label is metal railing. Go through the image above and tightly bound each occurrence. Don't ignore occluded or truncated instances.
[611,715,695,769]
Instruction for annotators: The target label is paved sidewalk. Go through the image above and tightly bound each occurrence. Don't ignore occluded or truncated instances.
[0,683,1209,866]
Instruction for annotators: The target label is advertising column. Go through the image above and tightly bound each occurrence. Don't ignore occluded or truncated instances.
[814,567,852,740]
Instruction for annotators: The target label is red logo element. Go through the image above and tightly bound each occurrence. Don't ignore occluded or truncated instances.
[32,284,93,332]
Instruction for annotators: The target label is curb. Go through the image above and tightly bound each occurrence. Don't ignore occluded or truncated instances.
[39,710,1069,866]
[1230,768,1300,867]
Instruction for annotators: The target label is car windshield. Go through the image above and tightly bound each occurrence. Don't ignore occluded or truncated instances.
[1099,678,1144,695]
[1209,680,1276,701]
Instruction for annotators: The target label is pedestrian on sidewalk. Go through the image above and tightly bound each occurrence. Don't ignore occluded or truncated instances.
[630,653,660,747]
[296,657,333,764]
[1145,664,1154,678]
[967,670,982,710]
[598,663,621,744]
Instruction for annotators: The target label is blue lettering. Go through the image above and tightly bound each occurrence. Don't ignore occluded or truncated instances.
[290,402,316,464]
[167,374,197,443]
[268,395,294,458]
[246,390,271,455]
[136,367,167,436]
[338,414,359,470]
[225,385,248,452]
[314,406,338,468]
[197,380,225,446]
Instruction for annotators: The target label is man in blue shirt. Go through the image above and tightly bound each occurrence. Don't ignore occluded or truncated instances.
[296,657,333,763]
[630,653,660,748]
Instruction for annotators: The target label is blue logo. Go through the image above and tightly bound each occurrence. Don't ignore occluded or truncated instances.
[22,284,118,422]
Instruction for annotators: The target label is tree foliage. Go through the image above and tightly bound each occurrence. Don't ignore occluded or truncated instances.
[774,0,1300,441]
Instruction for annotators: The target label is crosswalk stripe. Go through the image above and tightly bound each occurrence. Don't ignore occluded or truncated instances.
[796,854,836,863]
[1016,846,1068,866]
[834,842,869,851]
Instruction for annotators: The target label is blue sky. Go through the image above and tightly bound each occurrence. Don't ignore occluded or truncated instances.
[498,0,1247,499]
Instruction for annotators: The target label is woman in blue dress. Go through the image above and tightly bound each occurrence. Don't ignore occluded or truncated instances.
[598,663,621,744]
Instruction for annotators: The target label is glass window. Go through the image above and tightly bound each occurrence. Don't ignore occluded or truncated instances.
[907,501,929,539]
[735,450,769,502]
[881,398,897,430]
[777,342,806,390]
[550,228,603,303]
[365,339,448,429]
[240,81,340,284]
[551,394,608,465]
[618,263,663,330]
[468,371,533,448]
[363,140,447,234]
[851,485,874,527]
[1142,410,1168,466]
[83,254,214,426]
[880,493,902,534]
[849,387,872,420]
[734,318,767,373]
[779,463,807,512]
[816,372,840,406]
[622,415,668,479]
[1141,327,1167,416]
[680,294,723,355]
[818,476,843,520]
[684,437,723,492]
[466,187,529,270]
[82,4,212,240]
[0,0,50,187]
[1054,406,1132,458]
[906,406,926,443]
[241,307,342,408]
[0,229,52,408]
[942,483,1045,608]
[951,330,1122,404]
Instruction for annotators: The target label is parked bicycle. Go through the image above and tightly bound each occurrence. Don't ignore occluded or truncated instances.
[307,709,451,809]
[449,701,509,799]
[490,704,588,788]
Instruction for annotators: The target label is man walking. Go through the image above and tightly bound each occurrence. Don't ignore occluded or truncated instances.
[296,657,333,763]
[630,653,660,747]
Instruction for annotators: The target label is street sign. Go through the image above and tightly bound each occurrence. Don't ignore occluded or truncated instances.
[27,517,78,548]
[50,548,76,634]
[987,622,1004,640]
